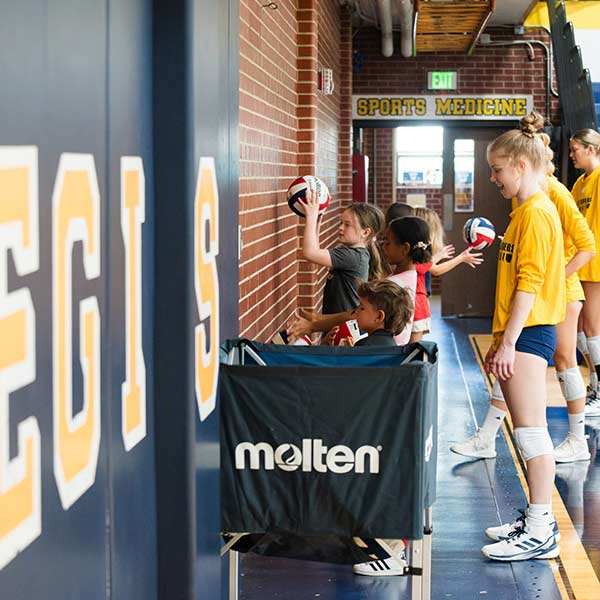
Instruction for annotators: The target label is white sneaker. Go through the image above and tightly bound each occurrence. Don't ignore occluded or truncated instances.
[554,432,591,463]
[555,460,590,484]
[450,429,496,459]
[585,389,600,417]
[352,555,407,577]
[482,525,559,561]
[485,509,560,542]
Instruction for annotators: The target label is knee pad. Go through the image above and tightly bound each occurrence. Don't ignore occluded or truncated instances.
[514,427,554,461]
[556,367,587,401]
[587,336,600,366]
[491,379,505,402]
[577,331,589,356]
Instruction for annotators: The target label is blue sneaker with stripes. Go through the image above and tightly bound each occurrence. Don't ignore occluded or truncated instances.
[485,509,560,542]
[482,526,559,561]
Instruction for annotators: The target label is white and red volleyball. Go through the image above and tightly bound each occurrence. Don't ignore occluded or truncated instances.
[287,175,330,217]
[463,217,496,250]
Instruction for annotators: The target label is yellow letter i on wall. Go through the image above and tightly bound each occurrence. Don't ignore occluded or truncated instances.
[0,146,41,568]
[120,157,146,451]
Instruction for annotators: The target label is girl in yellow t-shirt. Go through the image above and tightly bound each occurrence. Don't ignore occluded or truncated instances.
[451,146,596,464]
[481,112,565,562]
[570,129,600,416]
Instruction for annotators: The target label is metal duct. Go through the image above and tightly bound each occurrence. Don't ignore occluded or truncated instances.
[398,0,413,57]
[376,0,394,57]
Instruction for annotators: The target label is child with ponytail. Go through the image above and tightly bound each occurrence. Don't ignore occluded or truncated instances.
[480,111,566,562]
[302,190,385,315]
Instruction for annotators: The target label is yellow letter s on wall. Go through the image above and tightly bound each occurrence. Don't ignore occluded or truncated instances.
[194,158,219,422]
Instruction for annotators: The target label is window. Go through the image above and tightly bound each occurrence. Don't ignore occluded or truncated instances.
[454,139,474,212]
[396,126,443,188]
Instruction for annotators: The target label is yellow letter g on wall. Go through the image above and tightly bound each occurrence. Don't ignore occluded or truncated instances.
[52,154,101,509]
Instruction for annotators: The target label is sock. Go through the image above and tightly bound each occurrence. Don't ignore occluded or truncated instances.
[527,503,553,532]
[568,412,585,439]
[479,405,506,438]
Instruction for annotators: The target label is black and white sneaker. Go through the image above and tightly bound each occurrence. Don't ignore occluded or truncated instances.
[482,526,559,561]
[352,555,407,577]
[485,509,560,542]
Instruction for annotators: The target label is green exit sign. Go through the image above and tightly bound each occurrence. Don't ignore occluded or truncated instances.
[427,71,458,90]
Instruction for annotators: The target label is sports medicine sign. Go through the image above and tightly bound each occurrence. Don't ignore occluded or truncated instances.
[353,94,534,120]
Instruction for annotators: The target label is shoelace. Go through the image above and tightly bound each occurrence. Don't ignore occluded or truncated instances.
[506,526,527,540]
[505,510,527,538]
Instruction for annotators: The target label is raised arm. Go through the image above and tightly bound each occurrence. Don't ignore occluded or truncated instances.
[430,247,483,276]
[302,188,333,267]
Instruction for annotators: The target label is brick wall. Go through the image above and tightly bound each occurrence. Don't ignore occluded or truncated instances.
[238,0,351,340]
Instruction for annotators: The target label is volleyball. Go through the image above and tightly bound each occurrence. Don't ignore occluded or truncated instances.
[463,217,496,250]
[287,175,330,217]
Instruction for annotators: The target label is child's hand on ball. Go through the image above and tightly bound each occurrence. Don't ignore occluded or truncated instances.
[302,187,320,219]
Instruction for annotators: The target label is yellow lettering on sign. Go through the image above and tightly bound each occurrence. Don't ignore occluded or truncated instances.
[52,154,101,509]
[415,98,427,116]
[194,158,219,421]
[356,98,368,116]
[368,98,379,116]
[501,98,513,115]
[403,98,415,116]
[435,98,452,115]
[120,158,146,451]
[515,98,527,115]
[0,147,41,570]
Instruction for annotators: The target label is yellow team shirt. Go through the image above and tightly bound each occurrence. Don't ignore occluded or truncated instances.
[493,191,566,345]
[511,176,595,302]
[572,164,600,281]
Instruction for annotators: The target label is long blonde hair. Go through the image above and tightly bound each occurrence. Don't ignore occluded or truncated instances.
[414,206,444,255]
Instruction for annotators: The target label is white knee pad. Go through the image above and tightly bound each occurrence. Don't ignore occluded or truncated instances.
[514,427,554,461]
[556,367,587,401]
[491,379,505,402]
[577,331,589,355]
[587,336,600,366]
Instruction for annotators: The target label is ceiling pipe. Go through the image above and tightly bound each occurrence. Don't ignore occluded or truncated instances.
[376,0,394,57]
[398,0,414,57]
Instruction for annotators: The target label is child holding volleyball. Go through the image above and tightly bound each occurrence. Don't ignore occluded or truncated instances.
[480,112,565,562]
[288,216,431,352]
[301,188,385,315]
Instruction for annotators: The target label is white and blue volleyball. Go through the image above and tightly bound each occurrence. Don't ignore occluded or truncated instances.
[287,175,330,218]
[463,217,496,250]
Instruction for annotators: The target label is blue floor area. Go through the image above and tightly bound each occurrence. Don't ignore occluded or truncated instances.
[548,407,600,579]
[239,305,563,599]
